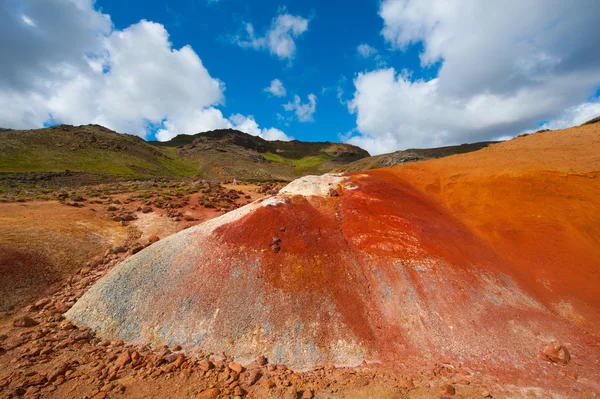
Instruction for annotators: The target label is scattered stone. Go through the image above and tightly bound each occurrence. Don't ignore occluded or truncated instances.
[24,374,47,386]
[301,389,314,399]
[248,369,262,386]
[13,316,39,327]
[47,362,69,382]
[142,206,153,213]
[199,360,214,371]
[257,355,268,366]
[34,298,51,308]
[228,362,243,374]
[285,386,298,399]
[262,379,276,389]
[115,351,132,368]
[195,387,220,399]
[441,384,456,396]
[539,341,571,365]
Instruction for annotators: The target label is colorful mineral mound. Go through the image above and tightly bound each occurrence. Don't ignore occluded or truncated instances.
[66,124,600,383]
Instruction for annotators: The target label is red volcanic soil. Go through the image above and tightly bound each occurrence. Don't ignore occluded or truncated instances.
[214,124,600,392]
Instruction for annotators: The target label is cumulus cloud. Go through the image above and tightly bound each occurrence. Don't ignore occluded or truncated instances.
[264,79,286,97]
[538,99,600,130]
[0,0,285,141]
[346,0,600,154]
[234,13,309,61]
[283,94,317,122]
[156,110,293,142]
[357,44,378,58]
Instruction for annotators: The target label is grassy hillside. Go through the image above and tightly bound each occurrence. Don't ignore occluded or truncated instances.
[0,125,369,182]
[0,125,198,178]
[336,141,498,173]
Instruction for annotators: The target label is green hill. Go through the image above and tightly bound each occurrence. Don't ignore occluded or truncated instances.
[0,125,369,181]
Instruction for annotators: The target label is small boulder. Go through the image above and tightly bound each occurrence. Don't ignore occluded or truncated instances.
[13,316,38,327]
[540,341,571,365]
[229,362,243,374]
[441,384,456,396]
[195,388,220,399]
[47,362,69,382]
[257,355,268,366]
[114,351,132,368]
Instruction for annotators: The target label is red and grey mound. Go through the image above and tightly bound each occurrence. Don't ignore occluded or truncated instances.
[67,126,600,379]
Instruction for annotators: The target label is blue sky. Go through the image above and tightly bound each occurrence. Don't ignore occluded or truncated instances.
[96,0,425,143]
[1,0,600,155]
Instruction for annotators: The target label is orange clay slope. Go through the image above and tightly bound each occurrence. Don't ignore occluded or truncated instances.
[67,123,600,392]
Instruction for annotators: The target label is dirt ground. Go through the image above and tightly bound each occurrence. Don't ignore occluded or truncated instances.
[0,180,508,399]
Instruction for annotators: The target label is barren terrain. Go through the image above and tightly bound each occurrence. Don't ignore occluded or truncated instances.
[0,124,599,399]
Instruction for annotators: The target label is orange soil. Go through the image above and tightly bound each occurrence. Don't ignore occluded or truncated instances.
[0,202,126,314]
[391,124,600,325]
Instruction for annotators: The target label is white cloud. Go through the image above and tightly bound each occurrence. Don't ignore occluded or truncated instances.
[283,94,317,122]
[0,0,285,142]
[357,44,377,58]
[264,79,286,97]
[156,110,293,142]
[538,99,600,130]
[347,0,600,154]
[234,13,309,61]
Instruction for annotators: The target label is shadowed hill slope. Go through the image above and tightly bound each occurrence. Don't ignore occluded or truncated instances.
[336,141,497,173]
[153,129,369,180]
[67,123,600,395]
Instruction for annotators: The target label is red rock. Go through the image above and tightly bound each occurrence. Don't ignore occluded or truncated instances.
[540,341,571,365]
[173,354,186,368]
[147,234,160,245]
[164,353,179,363]
[40,347,53,356]
[301,389,314,399]
[24,374,47,386]
[228,362,243,374]
[247,369,262,386]
[199,360,214,371]
[262,379,276,389]
[47,362,69,382]
[441,384,456,396]
[131,351,142,362]
[92,392,107,399]
[53,303,69,313]
[195,388,220,399]
[328,188,339,197]
[111,339,124,346]
[99,339,111,346]
[13,316,38,327]
[257,355,268,366]
[114,351,132,368]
